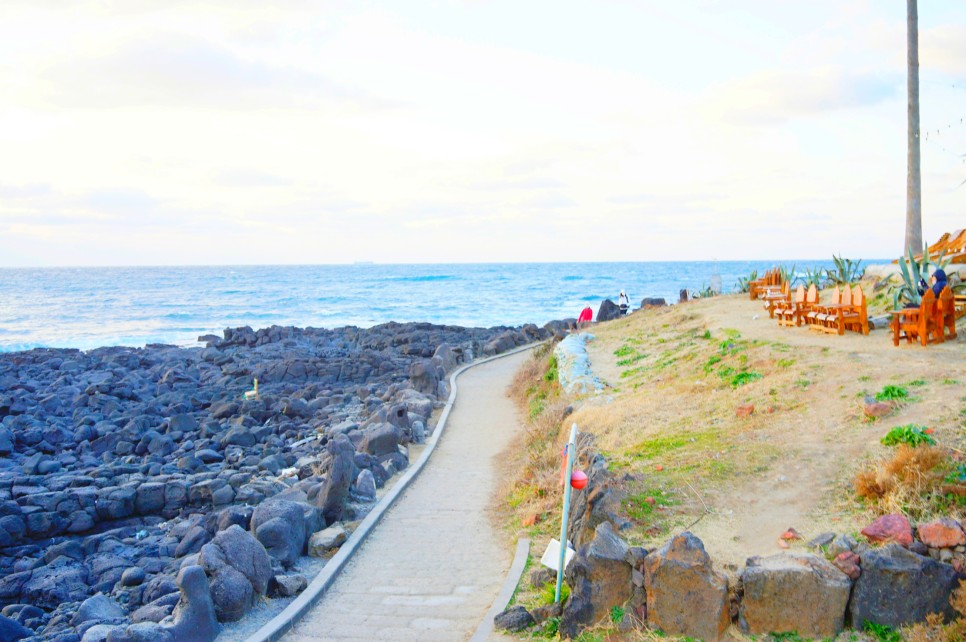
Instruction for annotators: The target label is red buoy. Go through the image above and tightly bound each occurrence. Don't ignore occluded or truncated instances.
[570,469,588,490]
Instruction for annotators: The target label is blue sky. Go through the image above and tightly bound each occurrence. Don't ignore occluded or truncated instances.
[1,1,964,266]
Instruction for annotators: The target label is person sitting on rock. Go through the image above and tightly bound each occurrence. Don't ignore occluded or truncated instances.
[618,290,629,316]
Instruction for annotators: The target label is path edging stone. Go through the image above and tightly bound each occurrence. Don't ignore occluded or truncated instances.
[243,341,541,642]
[469,538,531,642]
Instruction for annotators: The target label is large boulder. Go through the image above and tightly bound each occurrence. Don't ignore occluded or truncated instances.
[20,557,91,610]
[71,593,126,626]
[560,522,633,639]
[314,435,357,526]
[860,514,913,546]
[643,532,730,641]
[738,553,851,638]
[596,300,621,322]
[359,423,402,458]
[198,525,272,622]
[567,452,621,549]
[849,543,962,628]
[917,518,966,548]
[409,359,443,398]
[0,614,31,642]
[163,565,220,642]
[251,499,307,567]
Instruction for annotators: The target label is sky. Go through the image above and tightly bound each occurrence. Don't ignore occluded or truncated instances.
[1,0,964,267]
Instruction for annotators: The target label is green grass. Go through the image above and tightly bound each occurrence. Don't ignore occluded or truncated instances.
[795,379,811,388]
[875,384,909,403]
[616,353,647,367]
[731,371,762,388]
[943,378,961,385]
[864,621,901,642]
[622,489,676,520]
[881,424,935,447]
[776,358,795,368]
[543,355,558,383]
[614,345,635,357]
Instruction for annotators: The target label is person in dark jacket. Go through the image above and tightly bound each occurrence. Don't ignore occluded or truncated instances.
[931,268,948,297]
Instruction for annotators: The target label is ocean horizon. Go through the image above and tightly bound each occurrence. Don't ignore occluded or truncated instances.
[0,260,881,353]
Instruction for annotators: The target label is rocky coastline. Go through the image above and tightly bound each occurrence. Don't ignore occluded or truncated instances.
[0,319,569,642]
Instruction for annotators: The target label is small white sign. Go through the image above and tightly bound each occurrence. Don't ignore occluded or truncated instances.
[540,539,575,571]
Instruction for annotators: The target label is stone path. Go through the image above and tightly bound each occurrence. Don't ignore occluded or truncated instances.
[281,348,532,642]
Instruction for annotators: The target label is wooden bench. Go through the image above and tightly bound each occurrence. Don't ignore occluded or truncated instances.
[776,285,805,327]
[891,289,944,346]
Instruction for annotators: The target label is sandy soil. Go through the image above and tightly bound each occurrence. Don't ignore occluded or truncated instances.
[577,290,966,571]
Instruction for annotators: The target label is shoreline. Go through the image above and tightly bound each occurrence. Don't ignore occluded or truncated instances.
[0,320,556,640]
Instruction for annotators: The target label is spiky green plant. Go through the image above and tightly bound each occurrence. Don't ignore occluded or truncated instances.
[778,264,796,286]
[892,242,951,308]
[827,255,865,285]
[796,267,826,289]
[735,270,758,294]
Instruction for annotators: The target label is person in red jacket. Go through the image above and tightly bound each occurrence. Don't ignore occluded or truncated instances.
[577,306,593,328]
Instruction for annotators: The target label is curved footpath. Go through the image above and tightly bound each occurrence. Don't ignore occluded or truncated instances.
[273,347,533,642]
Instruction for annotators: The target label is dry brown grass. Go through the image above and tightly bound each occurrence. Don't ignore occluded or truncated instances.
[852,445,963,519]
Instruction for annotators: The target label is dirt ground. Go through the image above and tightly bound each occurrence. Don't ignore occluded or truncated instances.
[570,289,966,571]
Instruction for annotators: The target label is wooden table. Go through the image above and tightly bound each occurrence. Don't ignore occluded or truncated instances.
[761,293,789,319]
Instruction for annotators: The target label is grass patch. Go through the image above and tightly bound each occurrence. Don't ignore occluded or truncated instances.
[776,358,795,368]
[875,385,910,403]
[881,424,936,447]
[614,345,635,357]
[730,371,762,388]
[616,353,647,367]
[622,489,675,521]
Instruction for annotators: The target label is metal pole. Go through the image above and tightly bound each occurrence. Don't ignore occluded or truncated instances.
[555,422,578,603]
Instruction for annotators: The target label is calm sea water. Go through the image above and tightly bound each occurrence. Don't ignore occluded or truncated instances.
[0,261,854,352]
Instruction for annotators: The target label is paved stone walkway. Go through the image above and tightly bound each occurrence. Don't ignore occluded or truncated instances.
[282,348,532,642]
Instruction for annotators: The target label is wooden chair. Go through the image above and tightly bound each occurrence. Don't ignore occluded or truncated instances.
[796,284,820,327]
[807,285,844,331]
[892,289,944,346]
[762,281,791,318]
[841,284,869,335]
[938,286,957,340]
[776,285,805,327]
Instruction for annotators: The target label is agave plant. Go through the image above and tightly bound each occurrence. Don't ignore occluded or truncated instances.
[778,264,796,286]
[892,242,951,308]
[735,270,758,294]
[796,267,826,289]
[827,255,864,285]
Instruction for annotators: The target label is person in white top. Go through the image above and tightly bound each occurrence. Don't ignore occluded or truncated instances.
[618,290,629,316]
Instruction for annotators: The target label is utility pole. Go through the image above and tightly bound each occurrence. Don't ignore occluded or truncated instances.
[905,0,923,255]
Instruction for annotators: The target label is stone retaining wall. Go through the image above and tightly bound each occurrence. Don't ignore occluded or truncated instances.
[501,444,966,640]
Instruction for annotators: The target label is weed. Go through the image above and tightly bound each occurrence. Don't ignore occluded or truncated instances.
[864,621,901,642]
[731,371,763,388]
[907,379,927,387]
[617,353,647,367]
[610,605,625,625]
[858,375,872,382]
[881,424,936,447]
[614,345,635,357]
[539,579,569,605]
[777,358,795,368]
[769,633,807,642]
[943,378,961,385]
[623,489,675,520]
[543,356,558,383]
[536,617,560,638]
[701,330,712,339]
[875,385,910,403]
[795,379,811,389]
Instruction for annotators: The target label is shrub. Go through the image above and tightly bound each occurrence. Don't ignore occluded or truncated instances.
[881,424,935,447]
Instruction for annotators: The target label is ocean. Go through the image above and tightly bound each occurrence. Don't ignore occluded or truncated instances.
[0,261,853,353]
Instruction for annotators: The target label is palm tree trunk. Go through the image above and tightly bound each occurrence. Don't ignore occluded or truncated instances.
[906,0,923,255]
